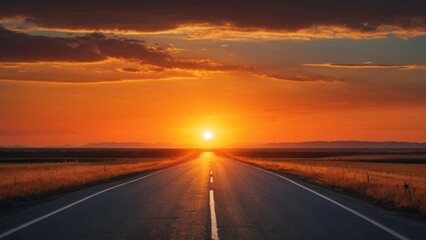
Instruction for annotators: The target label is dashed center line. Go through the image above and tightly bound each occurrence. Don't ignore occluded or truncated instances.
[209,190,219,240]
[208,160,219,239]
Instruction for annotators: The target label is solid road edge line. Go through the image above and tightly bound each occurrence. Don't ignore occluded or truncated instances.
[0,163,184,239]
[234,160,410,240]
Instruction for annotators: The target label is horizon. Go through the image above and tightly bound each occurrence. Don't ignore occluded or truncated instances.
[2,140,426,149]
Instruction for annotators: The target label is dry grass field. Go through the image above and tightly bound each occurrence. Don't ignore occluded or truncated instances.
[0,150,198,204]
[224,150,426,215]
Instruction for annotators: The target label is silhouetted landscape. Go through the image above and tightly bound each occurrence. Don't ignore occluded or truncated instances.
[233,141,426,149]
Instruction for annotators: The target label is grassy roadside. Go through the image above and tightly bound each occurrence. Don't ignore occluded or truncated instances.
[0,150,200,206]
[220,151,426,216]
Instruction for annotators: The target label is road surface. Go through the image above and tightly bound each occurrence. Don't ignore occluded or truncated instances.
[0,152,425,239]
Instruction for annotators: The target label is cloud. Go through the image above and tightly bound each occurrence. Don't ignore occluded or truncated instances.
[0,0,425,38]
[305,63,426,70]
[182,25,426,40]
[0,59,216,83]
[118,67,143,73]
[256,73,343,83]
[0,26,248,72]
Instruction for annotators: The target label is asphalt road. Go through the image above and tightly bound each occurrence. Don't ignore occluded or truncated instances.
[0,152,425,240]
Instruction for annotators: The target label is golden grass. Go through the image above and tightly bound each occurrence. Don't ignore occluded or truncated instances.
[228,155,426,215]
[0,151,197,204]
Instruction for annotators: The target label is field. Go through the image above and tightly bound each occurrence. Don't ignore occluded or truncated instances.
[0,149,198,205]
[222,149,426,215]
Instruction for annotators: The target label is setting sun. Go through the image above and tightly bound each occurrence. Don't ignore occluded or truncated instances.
[203,131,213,140]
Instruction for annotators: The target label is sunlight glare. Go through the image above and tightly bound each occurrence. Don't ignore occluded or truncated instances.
[203,131,213,140]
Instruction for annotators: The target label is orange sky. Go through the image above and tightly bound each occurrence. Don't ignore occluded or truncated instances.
[1,71,426,147]
[1,1,426,147]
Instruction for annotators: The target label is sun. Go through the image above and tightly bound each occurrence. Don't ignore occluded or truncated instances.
[203,131,213,140]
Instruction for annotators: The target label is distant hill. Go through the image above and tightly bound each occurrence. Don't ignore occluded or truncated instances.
[82,142,178,148]
[232,141,426,148]
[2,141,425,149]
[2,145,30,148]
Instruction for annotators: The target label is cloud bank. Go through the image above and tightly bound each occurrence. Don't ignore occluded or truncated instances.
[1,26,344,83]
[0,0,425,38]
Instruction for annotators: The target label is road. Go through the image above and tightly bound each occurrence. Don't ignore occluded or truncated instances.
[0,152,425,239]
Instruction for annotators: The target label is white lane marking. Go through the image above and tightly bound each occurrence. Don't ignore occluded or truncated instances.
[234,161,409,240]
[209,190,219,240]
[210,170,213,175]
[210,176,214,183]
[0,164,183,239]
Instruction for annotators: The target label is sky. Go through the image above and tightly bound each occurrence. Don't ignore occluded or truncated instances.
[0,0,426,147]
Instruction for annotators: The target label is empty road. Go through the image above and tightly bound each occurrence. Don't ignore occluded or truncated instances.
[0,152,425,239]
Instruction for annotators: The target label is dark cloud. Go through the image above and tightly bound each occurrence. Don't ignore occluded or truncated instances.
[119,67,143,73]
[0,1,424,33]
[0,26,168,64]
[0,26,247,71]
[0,26,103,62]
